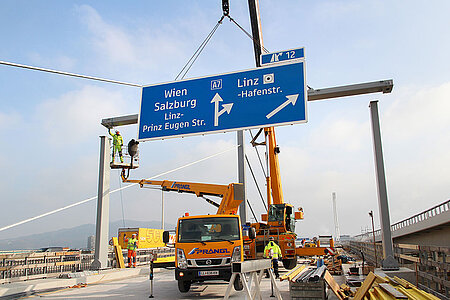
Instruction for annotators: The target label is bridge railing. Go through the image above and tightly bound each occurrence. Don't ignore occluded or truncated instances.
[355,199,450,242]
[348,241,450,298]
[0,247,173,284]
[114,247,174,267]
[0,250,90,284]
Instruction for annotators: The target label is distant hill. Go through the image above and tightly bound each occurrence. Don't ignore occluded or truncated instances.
[0,220,175,251]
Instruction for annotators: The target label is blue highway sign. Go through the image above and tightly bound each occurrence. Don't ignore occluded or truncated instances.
[261,47,305,66]
[138,60,307,141]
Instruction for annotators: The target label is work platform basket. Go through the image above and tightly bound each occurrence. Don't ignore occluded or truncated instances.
[110,144,139,169]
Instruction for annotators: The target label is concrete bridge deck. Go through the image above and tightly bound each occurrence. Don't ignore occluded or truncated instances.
[0,264,346,299]
[356,199,450,247]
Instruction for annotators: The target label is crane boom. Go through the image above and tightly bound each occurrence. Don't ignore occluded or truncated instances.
[265,127,284,205]
[123,179,244,215]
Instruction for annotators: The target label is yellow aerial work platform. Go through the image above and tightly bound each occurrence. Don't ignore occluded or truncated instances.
[118,228,166,249]
[117,228,175,264]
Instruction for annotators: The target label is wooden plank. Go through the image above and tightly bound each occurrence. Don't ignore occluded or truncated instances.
[398,253,420,263]
[393,276,414,289]
[280,264,305,282]
[397,282,442,300]
[378,283,408,298]
[112,237,125,268]
[395,243,419,250]
[353,272,377,300]
[323,270,345,300]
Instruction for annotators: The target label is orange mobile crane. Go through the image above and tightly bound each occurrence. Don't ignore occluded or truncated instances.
[246,127,335,269]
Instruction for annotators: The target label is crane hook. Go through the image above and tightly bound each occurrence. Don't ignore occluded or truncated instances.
[121,168,130,181]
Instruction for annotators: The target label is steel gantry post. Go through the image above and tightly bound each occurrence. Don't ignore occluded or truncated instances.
[369,100,399,270]
[237,0,266,226]
[91,136,111,270]
[237,131,247,225]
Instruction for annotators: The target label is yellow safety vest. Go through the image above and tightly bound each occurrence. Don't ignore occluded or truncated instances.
[264,241,282,259]
[127,238,138,251]
[109,130,123,149]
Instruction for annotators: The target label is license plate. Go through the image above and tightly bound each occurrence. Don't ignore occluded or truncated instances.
[198,270,219,276]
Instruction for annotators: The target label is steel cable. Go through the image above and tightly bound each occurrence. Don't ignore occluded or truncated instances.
[245,154,267,211]
[249,129,267,178]
[226,16,269,54]
[118,170,126,227]
[175,15,225,80]
[0,60,142,87]
[0,146,238,233]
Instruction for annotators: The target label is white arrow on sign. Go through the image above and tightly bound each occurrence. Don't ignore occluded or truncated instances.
[266,94,299,119]
[270,52,283,63]
[211,93,233,126]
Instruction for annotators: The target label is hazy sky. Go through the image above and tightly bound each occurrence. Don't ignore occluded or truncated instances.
[0,1,449,240]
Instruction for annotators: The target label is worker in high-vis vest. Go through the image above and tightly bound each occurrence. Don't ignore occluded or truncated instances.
[126,233,138,268]
[109,128,124,163]
[264,236,282,278]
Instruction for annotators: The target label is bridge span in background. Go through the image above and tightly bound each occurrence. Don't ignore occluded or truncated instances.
[355,199,450,247]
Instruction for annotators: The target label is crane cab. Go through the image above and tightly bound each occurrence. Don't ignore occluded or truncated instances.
[262,203,303,233]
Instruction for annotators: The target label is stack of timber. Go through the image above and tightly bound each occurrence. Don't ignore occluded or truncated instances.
[353,272,441,300]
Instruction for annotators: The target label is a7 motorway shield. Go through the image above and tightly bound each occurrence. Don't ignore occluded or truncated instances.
[138,60,307,141]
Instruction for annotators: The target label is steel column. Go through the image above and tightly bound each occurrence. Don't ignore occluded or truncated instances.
[245,0,266,223]
[247,0,263,67]
[161,190,165,230]
[91,136,111,270]
[237,131,247,225]
[369,101,399,270]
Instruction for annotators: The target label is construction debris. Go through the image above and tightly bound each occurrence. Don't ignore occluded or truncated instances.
[325,256,343,275]
[283,264,347,300]
[282,263,440,299]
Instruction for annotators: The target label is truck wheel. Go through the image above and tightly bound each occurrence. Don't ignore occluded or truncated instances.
[233,274,243,291]
[282,258,297,269]
[178,280,191,293]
